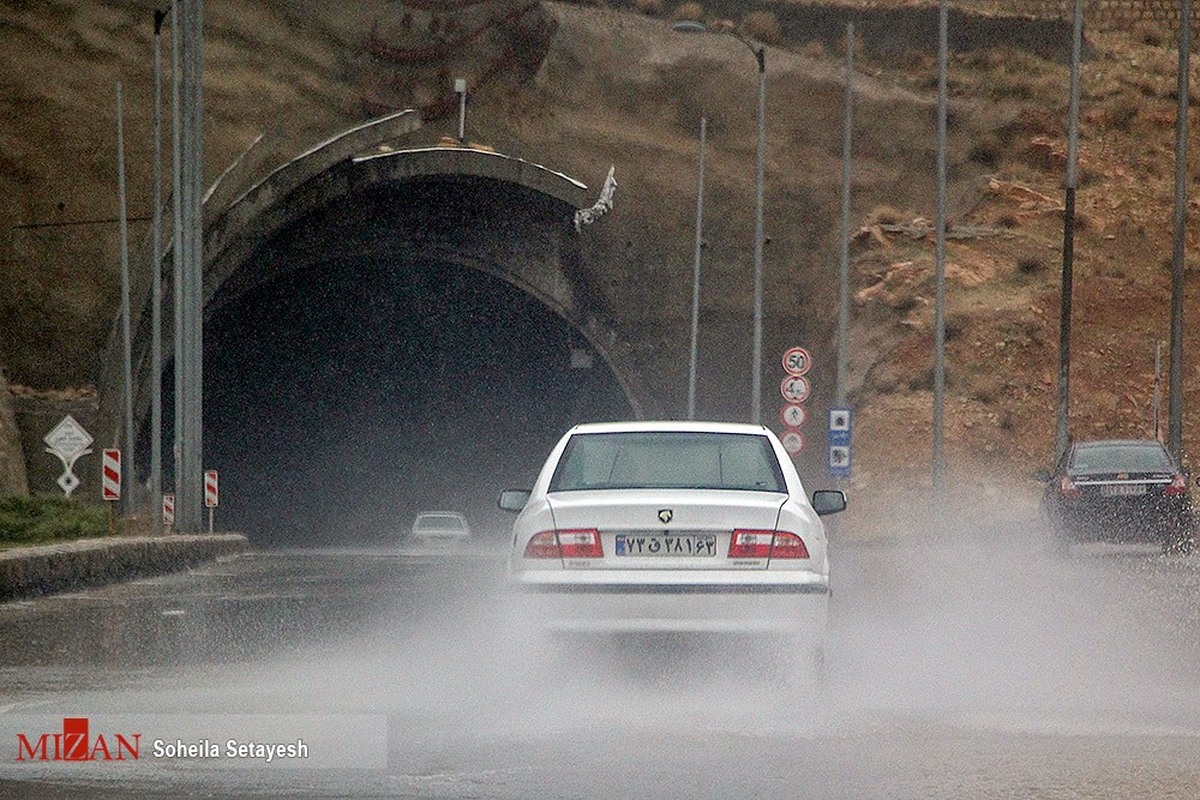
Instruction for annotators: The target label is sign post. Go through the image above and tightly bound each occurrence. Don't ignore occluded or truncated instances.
[780,375,811,404]
[781,429,805,455]
[779,347,813,462]
[43,415,93,497]
[162,493,175,530]
[781,347,812,377]
[101,449,121,502]
[828,407,852,480]
[102,448,121,535]
[204,470,218,534]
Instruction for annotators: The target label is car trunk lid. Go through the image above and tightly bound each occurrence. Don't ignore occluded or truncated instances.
[546,489,786,570]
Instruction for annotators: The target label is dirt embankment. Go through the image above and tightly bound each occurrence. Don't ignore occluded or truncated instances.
[4,1,1200,530]
[0,370,29,497]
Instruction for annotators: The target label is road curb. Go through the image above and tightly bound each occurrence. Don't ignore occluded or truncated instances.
[0,534,250,603]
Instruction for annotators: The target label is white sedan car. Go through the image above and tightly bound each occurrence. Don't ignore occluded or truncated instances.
[408,511,472,546]
[499,421,844,654]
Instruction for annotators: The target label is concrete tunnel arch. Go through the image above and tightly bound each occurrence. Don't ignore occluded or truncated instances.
[98,110,648,537]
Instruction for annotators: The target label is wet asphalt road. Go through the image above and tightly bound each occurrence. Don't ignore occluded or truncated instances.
[1,525,1199,799]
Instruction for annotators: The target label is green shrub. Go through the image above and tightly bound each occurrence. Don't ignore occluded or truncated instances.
[0,494,111,547]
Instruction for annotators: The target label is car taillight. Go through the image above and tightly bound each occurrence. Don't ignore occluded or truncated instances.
[769,531,810,559]
[729,530,809,559]
[523,529,603,559]
[1059,476,1082,499]
[524,531,560,559]
[729,530,774,558]
[558,529,603,558]
[1165,473,1189,496]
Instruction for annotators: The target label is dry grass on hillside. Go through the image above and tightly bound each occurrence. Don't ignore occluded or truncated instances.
[829,20,1200,532]
[6,1,1200,533]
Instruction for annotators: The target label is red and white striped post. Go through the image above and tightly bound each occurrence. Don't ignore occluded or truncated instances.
[203,469,218,534]
[101,449,121,501]
[101,449,120,536]
[162,493,175,531]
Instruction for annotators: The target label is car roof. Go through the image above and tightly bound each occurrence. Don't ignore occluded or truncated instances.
[564,420,773,436]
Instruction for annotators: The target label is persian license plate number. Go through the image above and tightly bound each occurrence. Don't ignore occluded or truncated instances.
[615,534,717,557]
[1100,483,1147,497]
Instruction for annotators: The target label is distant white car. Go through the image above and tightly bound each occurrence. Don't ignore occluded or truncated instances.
[409,511,472,546]
[499,421,844,664]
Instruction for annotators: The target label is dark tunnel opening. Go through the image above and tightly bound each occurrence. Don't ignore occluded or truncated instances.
[145,254,633,548]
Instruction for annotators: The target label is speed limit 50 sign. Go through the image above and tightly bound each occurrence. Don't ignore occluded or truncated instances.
[782,347,812,376]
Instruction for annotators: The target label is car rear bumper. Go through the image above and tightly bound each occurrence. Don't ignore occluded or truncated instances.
[510,571,829,635]
[1049,499,1191,541]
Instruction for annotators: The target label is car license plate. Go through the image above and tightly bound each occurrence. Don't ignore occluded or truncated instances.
[1100,483,1147,497]
[615,534,717,557]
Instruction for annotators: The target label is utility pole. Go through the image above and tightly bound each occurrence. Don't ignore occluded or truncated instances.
[151,8,167,534]
[933,0,948,494]
[173,0,205,532]
[1168,0,1192,463]
[750,44,766,425]
[836,22,854,408]
[688,114,706,421]
[116,82,135,517]
[1056,0,1084,463]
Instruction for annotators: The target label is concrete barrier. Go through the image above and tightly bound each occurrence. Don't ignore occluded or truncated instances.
[0,534,250,603]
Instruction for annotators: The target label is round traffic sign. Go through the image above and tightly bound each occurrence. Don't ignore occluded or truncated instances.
[781,404,807,428]
[780,375,811,403]
[780,429,805,454]
[782,347,812,377]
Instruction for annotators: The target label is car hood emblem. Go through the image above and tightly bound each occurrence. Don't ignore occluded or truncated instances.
[658,509,673,524]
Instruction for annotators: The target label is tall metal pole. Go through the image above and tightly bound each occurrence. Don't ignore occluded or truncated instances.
[751,45,766,425]
[175,0,204,532]
[1056,0,1084,463]
[170,0,183,530]
[688,114,707,421]
[151,9,166,535]
[187,0,205,533]
[836,22,855,408]
[668,21,767,424]
[1168,0,1192,463]
[933,0,948,493]
[1155,340,1164,441]
[116,82,135,516]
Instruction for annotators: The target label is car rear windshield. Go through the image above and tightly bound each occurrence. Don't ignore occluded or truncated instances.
[415,514,466,531]
[1070,443,1173,473]
[548,431,786,492]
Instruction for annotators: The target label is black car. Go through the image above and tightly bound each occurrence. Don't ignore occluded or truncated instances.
[1040,439,1195,555]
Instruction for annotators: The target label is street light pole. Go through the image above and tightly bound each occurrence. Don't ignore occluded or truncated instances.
[933,0,948,494]
[837,22,855,408]
[151,8,167,535]
[751,43,766,425]
[673,21,767,424]
[1168,0,1192,463]
[688,114,707,421]
[1056,0,1084,464]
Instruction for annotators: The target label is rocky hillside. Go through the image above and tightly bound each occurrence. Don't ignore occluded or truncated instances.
[4,1,1200,532]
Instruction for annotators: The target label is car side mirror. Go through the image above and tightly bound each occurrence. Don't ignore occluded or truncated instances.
[1033,469,1051,482]
[811,489,846,517]
[498,489,531,512]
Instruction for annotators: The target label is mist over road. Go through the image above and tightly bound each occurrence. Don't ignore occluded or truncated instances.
[1,522,1198,799]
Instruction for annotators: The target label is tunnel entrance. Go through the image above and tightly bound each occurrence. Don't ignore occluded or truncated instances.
[144,171,634,547]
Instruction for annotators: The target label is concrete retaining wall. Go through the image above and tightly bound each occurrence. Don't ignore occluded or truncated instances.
[0,534,249,603]
[0,369,29,497]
